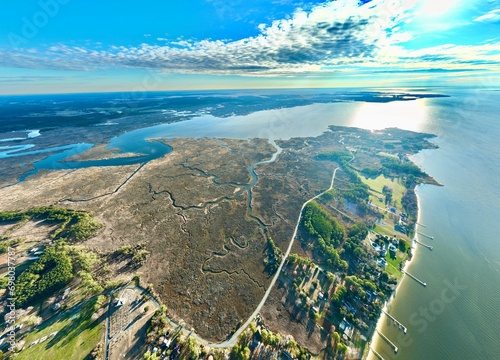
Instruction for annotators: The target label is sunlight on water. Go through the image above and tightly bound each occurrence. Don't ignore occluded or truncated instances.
[350,100,429,132]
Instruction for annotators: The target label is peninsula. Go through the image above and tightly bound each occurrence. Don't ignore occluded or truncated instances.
[0,125,437,359]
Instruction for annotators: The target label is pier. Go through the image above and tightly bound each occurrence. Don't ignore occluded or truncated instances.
[376,330,398,353]
[416,222,426,228]
[382,309,408,334]
[417,231,434,240]
[414,239,433,251]
[370,347,386,360]
[403,270,427,287]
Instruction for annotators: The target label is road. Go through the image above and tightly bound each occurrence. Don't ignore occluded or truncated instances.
[103,165,341,353]
[104,141,354,351]
[218,165,341,348]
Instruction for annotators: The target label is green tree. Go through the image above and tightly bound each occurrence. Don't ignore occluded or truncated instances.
[143,350,159,360]
[338,343,348,355]
[231,344,251,360]
[331,332,341,357]
[15,247,74,307]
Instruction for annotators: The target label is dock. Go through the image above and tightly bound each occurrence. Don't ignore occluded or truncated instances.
[403,270,427,287]
[414,239,433,251]
[417,231,434,240]
[376,330,398,353]
[370,347,385,360]
[382,309,408,334]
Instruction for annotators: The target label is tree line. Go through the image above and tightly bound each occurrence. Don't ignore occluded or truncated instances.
[302,201,347,270]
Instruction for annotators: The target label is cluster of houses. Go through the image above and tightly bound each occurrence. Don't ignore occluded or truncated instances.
[394,213,409,234]
[370,241,388,268]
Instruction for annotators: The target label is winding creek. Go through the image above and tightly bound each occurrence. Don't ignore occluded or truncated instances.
[6,92,500,358]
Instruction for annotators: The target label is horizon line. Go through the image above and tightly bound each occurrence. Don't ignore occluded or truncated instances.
[0,84,492,97]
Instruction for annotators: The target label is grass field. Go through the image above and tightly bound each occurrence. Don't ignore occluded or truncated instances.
[373,225,396,237]
[14,299,104,360]
[384,254,404,279]
[360,175,406,208]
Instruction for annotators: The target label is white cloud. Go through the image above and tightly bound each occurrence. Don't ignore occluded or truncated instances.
[474,9,500,22]
[0,0,498,77]
[0,0,416,73]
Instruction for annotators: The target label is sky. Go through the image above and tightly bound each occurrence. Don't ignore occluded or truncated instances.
[0,0,499,94]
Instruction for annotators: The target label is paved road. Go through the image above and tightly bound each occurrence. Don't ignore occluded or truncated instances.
[103,165,342,351]
[217,165,341,348]
[104,142,354,350]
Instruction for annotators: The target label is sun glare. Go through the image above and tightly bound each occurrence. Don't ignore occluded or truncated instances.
[350,98,429,132]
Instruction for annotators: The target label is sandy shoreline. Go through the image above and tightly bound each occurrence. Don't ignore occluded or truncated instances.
[365,184,424,359]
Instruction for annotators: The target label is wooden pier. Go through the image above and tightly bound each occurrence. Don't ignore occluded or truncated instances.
[403,270,427,287]
[370,347,386,360]
[376,330,398,353]
[417,231,434,240]
[414,239,433,251]
[382,309,408,334]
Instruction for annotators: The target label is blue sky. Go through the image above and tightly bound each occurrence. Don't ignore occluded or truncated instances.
[0,0,498,94]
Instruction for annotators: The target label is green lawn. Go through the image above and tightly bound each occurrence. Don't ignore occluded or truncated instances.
[361,175,406,208]
[367,190,385,209]
[384,260,402,279]
[373,225,395,237]
[14,300,104,360]
[384,252,406,280]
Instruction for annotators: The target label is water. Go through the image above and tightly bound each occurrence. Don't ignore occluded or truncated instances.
[368,90,500,360]
[0,90,443,181]
[1,89,499,358]
[113,90,500,359]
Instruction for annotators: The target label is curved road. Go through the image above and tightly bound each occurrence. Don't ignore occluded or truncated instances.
[107,140,351,351]
[117,165,342,350]
[217,165,341,348]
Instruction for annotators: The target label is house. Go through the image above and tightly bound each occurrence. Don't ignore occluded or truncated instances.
[252,329,263,349]
[343,301,357,315]
[366,291,377,303]
[162,338,171,348]
[340,318,354,339]
[62,287,71,300]
[389,244,397,254]
[395,224,408,234]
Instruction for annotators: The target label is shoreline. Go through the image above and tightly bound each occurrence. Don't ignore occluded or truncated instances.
[365,184,425,359]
